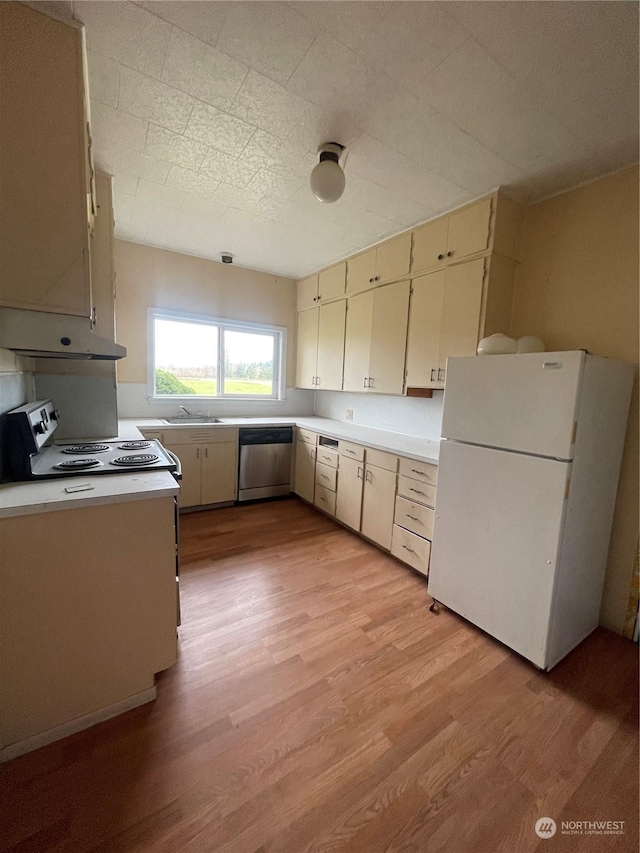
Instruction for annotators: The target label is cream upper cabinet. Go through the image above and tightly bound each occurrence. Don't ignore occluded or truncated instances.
[295,307,319,389]
[446,197,493,262]
[361,460,397,550]
[406,259,485,389]
[343,291,374,392]
[297,274,320,312]
[201,441,238,504]
[316,300,346,391]
[367,281,410,395]
[336,455,364,531]
[293,439,316,503]
[346,249,377,295]
[375,232,411,284]
[318,263,346,302]
[0,3,93,318]
[411,217,450,273]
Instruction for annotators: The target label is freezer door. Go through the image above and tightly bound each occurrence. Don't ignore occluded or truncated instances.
[428,440,570,668]
[441,351,585,460]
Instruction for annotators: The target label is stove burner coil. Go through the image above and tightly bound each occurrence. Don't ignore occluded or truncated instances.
[55,458,103,470]
[117,441,152,450]
[111,454,159,467]
[61,443,111,454]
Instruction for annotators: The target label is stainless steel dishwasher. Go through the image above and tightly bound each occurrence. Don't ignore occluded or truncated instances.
[238,427,293,501]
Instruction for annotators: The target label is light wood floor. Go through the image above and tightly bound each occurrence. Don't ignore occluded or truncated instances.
[1,498,638,852]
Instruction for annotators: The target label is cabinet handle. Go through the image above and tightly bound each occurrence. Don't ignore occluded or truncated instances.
[345,449,356,455]
[318,294,322,300]
[368,377,373,388]
[437,254,444,260]
[321,473,330,480]
[322,454,332,461]
[447,251,453,257]
[402,544,415,553]
[357,466,363,479]
[320,496,327,502]
[410,487,426,496]
[363,377,367,388]
[374,275,380,281]
[196,447,200,458]
[438,367,445,382]
[407,514,420,521]
[205,447,208,458]
[365,470,372,483]
[316,376,321,387]
[430,368,436,382]
[411,468,425,475]
[368,277,373,283]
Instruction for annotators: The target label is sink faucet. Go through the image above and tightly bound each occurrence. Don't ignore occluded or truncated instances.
[177,405,192,417]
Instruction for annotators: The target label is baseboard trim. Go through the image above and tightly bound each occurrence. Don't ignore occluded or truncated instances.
[0,685,157,763]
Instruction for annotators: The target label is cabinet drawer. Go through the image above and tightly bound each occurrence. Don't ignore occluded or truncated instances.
[316,447,339,469]
[314,484,336,516]
[398,457,438,486]
[140,430,163,441]
[339,440,365,462]
[365,448,398,472]
[391,525,431,576]
[397,476,436,507]
[297,428,318,445]
[315,461,337,492]
[164,427,238,445]
[394,496,434,540]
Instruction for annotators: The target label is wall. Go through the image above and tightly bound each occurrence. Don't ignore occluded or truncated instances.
[314,390,444,441]
[0,350,35,480]
[113,240,314,418]
[510,165,639,634]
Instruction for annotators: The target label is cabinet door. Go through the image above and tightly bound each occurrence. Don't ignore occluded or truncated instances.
[412,216,448,273]
[336,456,364,531]
[0,3,91,317]
[318,263,346,302]
[201,441,238,504]
[297,274,319,311]
[293,439,316,503]
[375,232,411,284]
[361,465,397,550]
[446,198,492,261]
[367,281,410,395]
[343,291,374,392]
[295,307,319,389]
[316,300,346,390]
[405,271,445,388]
[346,248,376,295]
[164,444,202,508]
[437,259,485,382]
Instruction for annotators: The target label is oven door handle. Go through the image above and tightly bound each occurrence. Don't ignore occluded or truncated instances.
[165,448,182,481]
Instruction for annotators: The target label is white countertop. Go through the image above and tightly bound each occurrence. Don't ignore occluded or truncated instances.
[123,415,440,464]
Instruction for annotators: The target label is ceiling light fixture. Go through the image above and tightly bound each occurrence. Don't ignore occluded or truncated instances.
[310,142,346,204]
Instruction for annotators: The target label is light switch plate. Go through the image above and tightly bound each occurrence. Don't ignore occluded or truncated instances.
[346,409,353,420]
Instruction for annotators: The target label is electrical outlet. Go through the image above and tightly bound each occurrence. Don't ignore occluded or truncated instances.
[346,409,353,421]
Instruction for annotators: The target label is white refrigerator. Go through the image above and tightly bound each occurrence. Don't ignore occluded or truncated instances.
[428,351,634,670]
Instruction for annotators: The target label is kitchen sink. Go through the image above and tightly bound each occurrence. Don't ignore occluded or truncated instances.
[163,417,224,425]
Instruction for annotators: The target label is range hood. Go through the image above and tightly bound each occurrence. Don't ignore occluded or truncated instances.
[0,307,126,360]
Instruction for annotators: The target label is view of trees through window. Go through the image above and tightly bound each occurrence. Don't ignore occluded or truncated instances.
[153,317,278,398]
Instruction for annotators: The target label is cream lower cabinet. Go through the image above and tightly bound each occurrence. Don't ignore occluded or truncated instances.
[405,259,485,389]
[335,455,364,531]
[361,451,398,550]
[391,457,438,576]
[343,281,410,394]
[295,301,346,390]
[163,428,239,509]
[293,434,316,503]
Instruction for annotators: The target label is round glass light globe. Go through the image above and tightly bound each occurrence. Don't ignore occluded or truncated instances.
[310,159,346,203]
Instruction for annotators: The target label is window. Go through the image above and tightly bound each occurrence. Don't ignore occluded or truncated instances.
[149,309,285,400]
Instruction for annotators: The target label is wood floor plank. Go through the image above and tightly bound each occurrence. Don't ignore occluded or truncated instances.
[1,498,637,853]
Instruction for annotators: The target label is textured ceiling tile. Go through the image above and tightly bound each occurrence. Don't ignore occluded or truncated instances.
[90,100,148,152]
[136,178,186,209]
[111,174,139,198]
[342,173,434,228]
[137,1,231,47]
[245,168,305,201]
[165,164,220,198]
[181,194,228,221]
[238,128,307,176]
[217,2,315,86]
[419,39,589,172]
[145,124,209,170]
[213,182,262,212]
[185,101,255,158]
[360,2,469,92]
[94,142,171,184]
[286,32,378,108]
[290,1,392,52]
[75,1,170,77]
[86,50,120,108]
[229,70,317,137]
[119,67,195,134]
[200,147,258,188]
[161,26,248,112]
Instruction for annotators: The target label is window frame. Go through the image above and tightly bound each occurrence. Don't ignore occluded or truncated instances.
[147,308,287,402]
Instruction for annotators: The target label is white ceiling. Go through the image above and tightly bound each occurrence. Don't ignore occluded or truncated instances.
[64,1,638,278]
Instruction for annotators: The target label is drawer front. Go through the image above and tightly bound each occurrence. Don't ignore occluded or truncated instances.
[394,496,434,540]
[316,446,339,469]
[298,427,318,445]
[140,430,163,441]
[398,457,438,486]
[339,440,365,462]
[315,461,337,492]
[391,525,431,576]
[397,475,436,507]
[365,448,398,472]
[163,427,238,445]
[314,484,336,516]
